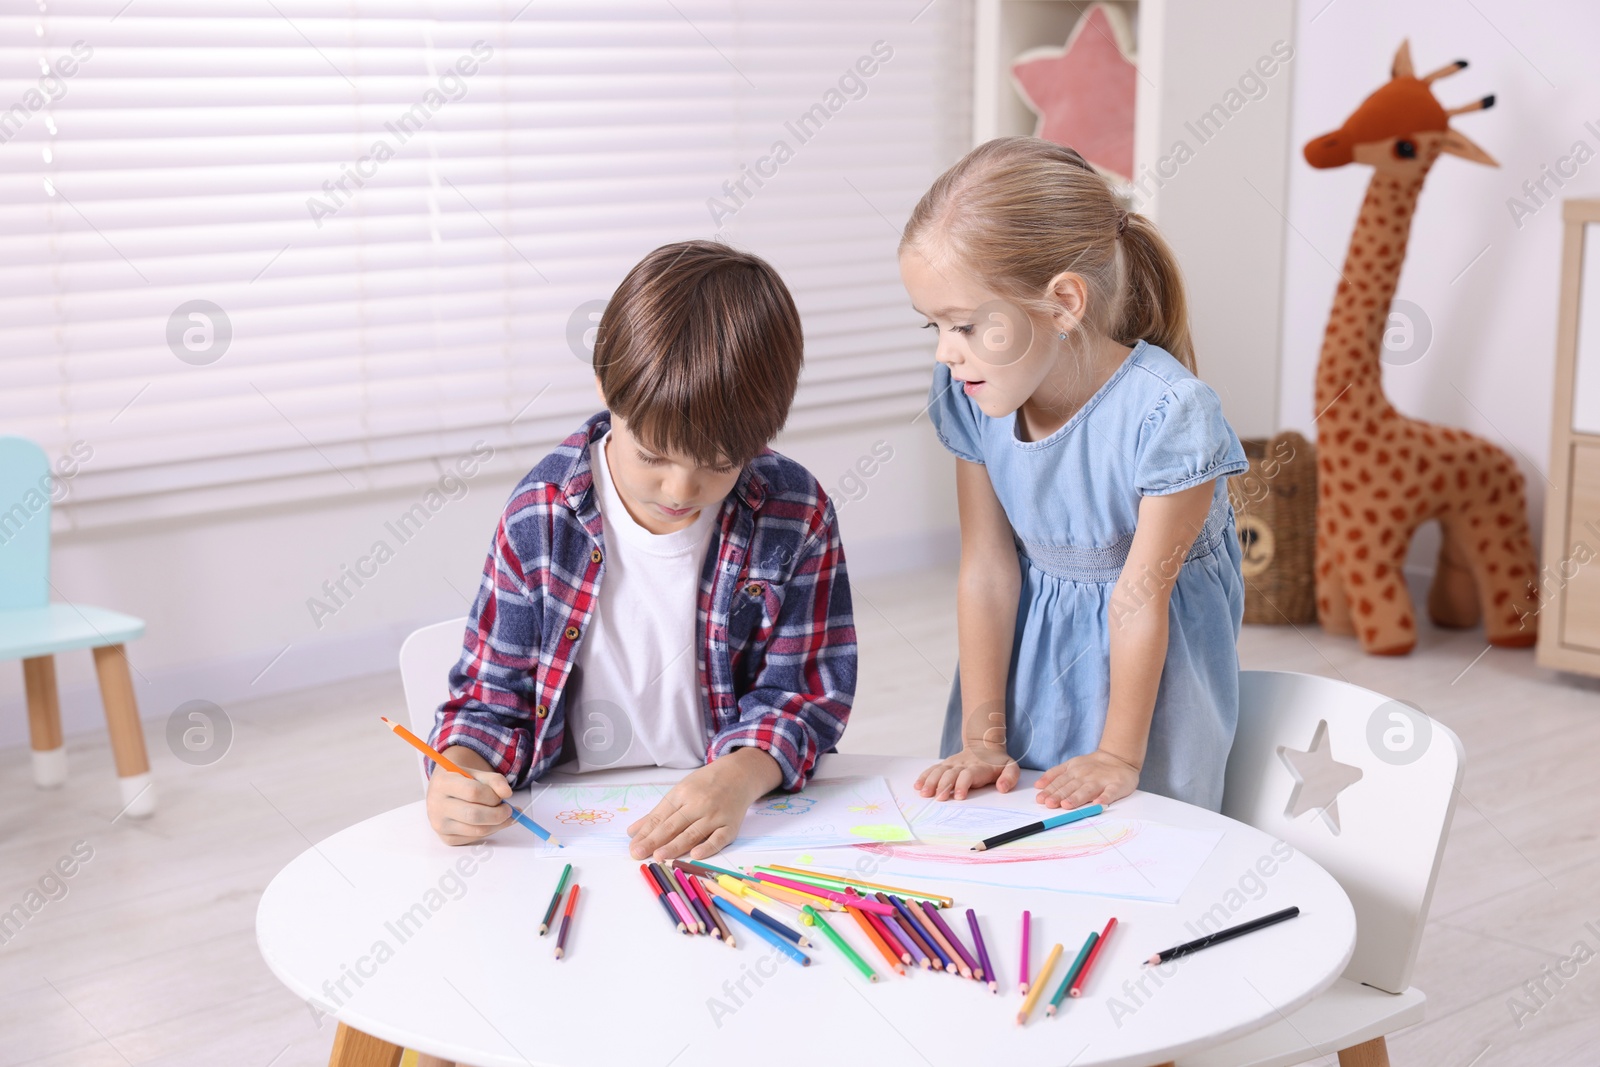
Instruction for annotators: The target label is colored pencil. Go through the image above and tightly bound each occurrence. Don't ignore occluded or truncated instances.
[749,906,811,948]
[1016,942,1062,1025]
[967,909,997,993]
[652,863,699,935]
[1019,910,1031,995]
[538,863,572,935]
[870,907,915,966]
[924,904,980,979]
[695,877,736,945]
[738,882,786,912]
[378,716,559,844]
[753,873,896,916]
[754,881,833,916]
[554,883,580,959]
[911,899,965,976]
[1069,918,1117,997]
[1047,931,1099,1016]
[640,865,685,933]
[849,907,907,975]
[973,803,1104,852]
[881,894,934,968]
[895,895,951,971]
[673,867,713,935]
[804,905,876,983]
[1147,906,1301,965]
[676,859,748,883]
[703,879,806,946]
[754,864,952,908]
[683,871,721,935]
[713,897,810,965]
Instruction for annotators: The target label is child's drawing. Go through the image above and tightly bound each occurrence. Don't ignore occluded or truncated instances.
[555,808,615,826]
[521,776,915,856]
[754,796,816,816]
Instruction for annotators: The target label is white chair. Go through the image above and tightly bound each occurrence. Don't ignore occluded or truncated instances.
[1181,671,1463,1067]
[397,617,469,792]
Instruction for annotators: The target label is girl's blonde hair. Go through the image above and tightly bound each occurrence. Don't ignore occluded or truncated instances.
[900,137,1196,372]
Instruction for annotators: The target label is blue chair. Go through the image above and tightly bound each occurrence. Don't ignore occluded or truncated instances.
[1,437,154,816]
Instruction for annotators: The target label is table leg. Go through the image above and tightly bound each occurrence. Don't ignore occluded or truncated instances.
[23,655,67,787]
[1337,1037,1391,1067]
[328,1022,404,1066]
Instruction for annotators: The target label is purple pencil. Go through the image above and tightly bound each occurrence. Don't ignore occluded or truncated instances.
[1020,910,1032,995]
[925,901,982,979]
[968,908,997,994]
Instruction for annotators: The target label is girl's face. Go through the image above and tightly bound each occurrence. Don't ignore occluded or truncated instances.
[602,408,742,535]
[898,247,1060,421]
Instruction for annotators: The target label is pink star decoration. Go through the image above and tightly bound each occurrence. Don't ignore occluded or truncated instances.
[1010,3,1137,182]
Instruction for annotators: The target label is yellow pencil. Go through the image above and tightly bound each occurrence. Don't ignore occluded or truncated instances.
[1016,942,1063,1026]
[753,881,835,916]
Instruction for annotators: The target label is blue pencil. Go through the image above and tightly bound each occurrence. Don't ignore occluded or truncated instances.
[891,895,953,972]
[972,803,1105,851]
[712,897,811,965]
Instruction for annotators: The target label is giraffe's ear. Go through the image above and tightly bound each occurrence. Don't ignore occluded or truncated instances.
[1440,128,1498,166]
[1392,40,1415,79]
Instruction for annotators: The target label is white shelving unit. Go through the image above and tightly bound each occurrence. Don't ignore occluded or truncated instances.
[970,0,1299,439]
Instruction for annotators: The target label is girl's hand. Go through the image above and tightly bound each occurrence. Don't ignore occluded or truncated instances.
[628,748,782,861]
[914,747,1021,800]
[1034,749,1140,810]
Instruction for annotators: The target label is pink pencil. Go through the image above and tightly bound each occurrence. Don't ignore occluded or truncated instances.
[664,882,699,934]
[753,873,896,916]
[1020,910,1032,995]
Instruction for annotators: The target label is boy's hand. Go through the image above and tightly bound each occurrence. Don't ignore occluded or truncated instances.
[1033,749,1139,810]
[914,746,1020,800]
[628,748,782,861]
[426,746,514,845]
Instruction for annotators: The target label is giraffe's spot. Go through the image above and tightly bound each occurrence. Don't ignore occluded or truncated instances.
[1376,450,1390,465]
[1357,598,1374,616]
[1404,484,1420,498]
[1496,513,1513,528]
[1380,528,1394,544]
[1375,488,1390,500]
[1417,457,1431,474]
[1350,570,1366,586]
[1338,502,1352,518]
[1347,528,1362,542]
[1398,446,1412,459]
[1430,475,1446,493]
[1494,590,1509,606]
[1358,468,1372,485]
[1487,562,1500,575]
[1353,439,1369,454]
[1381,583,1398,601]
[1466,450,1479,462]
[1399,615,1414,630]
[1363,508,1379,524]
[1478,538,1490,552]
[1364,626,1379,643]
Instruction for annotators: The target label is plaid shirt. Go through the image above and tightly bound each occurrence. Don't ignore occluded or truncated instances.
[432,412,856,791]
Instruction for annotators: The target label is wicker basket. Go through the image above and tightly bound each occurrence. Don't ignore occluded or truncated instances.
[1227,431,1317,624]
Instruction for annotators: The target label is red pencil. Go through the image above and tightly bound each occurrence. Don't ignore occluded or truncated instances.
[555,884,581,959]
[1069,917,1116,996]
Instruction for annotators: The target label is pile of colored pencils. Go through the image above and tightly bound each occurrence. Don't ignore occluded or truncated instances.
[636,859,1016,988]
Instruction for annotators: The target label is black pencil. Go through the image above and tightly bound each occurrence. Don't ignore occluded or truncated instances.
[1147,906,1301,965]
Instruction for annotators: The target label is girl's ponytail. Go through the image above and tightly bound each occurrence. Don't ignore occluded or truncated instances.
[1114,213,1196,373]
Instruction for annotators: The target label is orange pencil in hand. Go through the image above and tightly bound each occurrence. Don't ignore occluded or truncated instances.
[380,716,559,845]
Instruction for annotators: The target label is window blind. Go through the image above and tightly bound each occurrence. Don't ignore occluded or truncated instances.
[1,0,970,531]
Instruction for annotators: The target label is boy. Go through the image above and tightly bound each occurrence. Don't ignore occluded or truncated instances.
[425,240,856,862]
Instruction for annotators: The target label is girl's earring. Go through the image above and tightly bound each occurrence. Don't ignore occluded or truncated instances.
[1059,332,1068,340]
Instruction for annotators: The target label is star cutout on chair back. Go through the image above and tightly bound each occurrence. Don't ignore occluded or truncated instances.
[1010,3,1137,182]
[1278,719,1364,835]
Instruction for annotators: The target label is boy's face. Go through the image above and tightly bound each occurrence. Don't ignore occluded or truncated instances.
[899,245,1058,421]
[601,406,743,535]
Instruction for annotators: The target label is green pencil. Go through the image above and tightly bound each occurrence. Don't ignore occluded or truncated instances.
[538,862,572,935]
[804,905,877,983]
[1046,931,1099,1015]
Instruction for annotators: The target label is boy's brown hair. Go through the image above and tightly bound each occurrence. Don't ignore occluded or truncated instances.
[593,240,803,467]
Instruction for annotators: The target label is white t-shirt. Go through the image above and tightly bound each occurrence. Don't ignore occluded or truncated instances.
[568,433,718,772]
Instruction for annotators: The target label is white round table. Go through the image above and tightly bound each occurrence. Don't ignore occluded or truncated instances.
[257,754,1354,1067]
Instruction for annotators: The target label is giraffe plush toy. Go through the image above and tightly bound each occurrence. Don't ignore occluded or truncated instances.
[1306,41,1538,655]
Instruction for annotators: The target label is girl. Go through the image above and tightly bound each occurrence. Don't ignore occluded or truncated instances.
[901,138,1247,812]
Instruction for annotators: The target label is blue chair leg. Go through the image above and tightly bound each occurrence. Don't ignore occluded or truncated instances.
[92,644,155,816]
[23,655,67,788]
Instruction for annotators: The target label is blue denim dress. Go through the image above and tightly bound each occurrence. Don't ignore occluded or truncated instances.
[929,341,1248,810]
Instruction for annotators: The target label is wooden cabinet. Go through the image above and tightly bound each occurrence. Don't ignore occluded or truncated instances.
[1538,202,1600,674]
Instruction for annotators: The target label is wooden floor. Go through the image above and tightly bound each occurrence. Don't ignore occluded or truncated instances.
[1,564,1596,1066]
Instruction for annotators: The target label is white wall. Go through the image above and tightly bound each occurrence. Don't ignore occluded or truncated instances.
[1279,0,1584,567]
[1135,0,1298,439]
